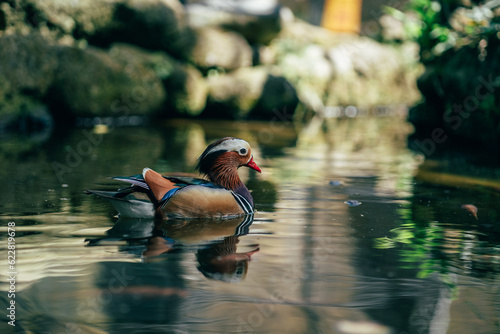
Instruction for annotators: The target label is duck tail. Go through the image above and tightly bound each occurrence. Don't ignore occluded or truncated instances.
[112,175,150,190]
[85,189,155,218]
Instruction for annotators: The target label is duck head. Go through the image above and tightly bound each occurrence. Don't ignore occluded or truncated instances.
[196,137,261,190]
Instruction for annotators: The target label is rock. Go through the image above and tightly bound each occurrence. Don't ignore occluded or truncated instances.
[47,44,166,116]
[185,1,282,45]
[206,67,267,118]
[252,73,299,119]
[206,66,297,119]
[0,34,58,98]
[325,39,421,108]
[279,44,333,112]
[379,14,406,42]
[103,0,191,57]
[0,3,12,32]
[264,18,421,113]
[109,43,207,116]
[20,0,191,58]
[0,34,56,140]
[188,27,253,71]
[0,4,7,29]
[108,43,177,81]
[164,63,208,116]
[22,0,115,36]
[0,2,35,35]
[0,34,167,118]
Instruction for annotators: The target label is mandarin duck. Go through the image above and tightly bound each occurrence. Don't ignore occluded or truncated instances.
[86,137,261,219]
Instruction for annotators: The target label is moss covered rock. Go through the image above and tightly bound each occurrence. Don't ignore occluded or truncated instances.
[0,34,58,98]
[109,43,207,116]
[325,40,420,108]
[164,63,207,116]
[102,0,191,57]
[47,44,166,116]
[206,67,268,118]
[261,18,422,114]
[206,66,297,119]
[185,2,282,45]
[188,27,253,72]
[0,34,56,135]
[108,43,177,81]
[15,0,191,58]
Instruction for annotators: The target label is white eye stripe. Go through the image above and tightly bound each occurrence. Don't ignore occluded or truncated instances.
[205,138,250,156]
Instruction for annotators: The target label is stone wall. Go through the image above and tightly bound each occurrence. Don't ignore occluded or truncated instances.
[0,0,420,132]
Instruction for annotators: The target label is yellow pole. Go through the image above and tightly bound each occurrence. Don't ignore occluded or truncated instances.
[321,0,363,33]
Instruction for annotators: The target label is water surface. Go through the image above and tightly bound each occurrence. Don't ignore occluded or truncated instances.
[1,116,499,334]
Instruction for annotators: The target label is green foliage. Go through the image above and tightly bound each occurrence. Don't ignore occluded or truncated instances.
[374,204,446,279]
[386,0,500,63]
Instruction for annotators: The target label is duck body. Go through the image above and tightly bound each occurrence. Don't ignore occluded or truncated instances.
[87,137,261,219]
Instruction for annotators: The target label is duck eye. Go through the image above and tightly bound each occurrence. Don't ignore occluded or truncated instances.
[239,148,247,155]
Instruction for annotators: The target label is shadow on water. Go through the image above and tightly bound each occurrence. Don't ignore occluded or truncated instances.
[1,115,500,333]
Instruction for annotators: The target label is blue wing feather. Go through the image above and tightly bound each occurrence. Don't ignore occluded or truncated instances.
[161,187,181,202]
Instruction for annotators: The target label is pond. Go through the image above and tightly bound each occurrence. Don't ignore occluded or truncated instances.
[1,114,499,334]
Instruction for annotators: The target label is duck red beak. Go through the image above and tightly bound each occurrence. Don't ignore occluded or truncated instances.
[245,156,261,173]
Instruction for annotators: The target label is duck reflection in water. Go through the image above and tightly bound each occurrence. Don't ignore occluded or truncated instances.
[196,235,259,283]
[148,214,259,283]
[87,214,259,283]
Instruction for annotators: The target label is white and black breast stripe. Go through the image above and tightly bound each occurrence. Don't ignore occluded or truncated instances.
[232,192,254,215]
[234,214,254,236]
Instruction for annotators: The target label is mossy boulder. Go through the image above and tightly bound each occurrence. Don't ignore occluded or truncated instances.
[164,63,207,116]
[108,43,177,81]
[188,27,253,72]
[0,34,56,135]
[261,18,422,114]
[46,44,166,117]
[325,39,420,108]
[101,0,191,57]
[15,0,191,58]
[252,73,298,119]
[109,43,207,116]
[0,34,58,98]
[206,66,297,119]
[185,2,282,45]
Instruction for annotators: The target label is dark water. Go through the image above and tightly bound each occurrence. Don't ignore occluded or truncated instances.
[1,116,499,334]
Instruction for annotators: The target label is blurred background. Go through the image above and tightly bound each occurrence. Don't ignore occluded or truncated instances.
[1,0,499,156]
[1,1,500,334]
